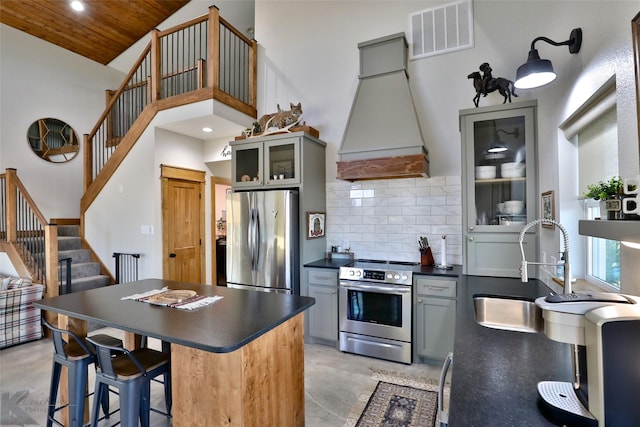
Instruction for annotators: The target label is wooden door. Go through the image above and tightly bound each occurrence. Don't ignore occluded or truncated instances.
[210,176,231,285]
[161,165,205,284]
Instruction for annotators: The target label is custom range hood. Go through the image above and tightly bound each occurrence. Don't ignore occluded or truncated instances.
[337,33,429,181]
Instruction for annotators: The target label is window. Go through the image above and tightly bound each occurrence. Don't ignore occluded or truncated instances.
[585,202,620,290]
[560,76,620,291]
[579,108,620,290]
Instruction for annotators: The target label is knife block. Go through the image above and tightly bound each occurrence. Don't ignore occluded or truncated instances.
[420,248,435,266]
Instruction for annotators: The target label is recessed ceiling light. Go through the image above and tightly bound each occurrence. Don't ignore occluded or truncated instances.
[202,127,213,133]
[70,1,85,12]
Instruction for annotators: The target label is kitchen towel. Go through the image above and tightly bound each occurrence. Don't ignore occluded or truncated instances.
[121,287,169,300]
[168,295,223,310]
[121,287,223,310]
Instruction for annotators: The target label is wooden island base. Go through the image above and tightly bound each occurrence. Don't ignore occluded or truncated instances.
[171,313,305,427]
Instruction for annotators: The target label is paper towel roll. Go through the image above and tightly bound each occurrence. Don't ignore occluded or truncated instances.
[440,235,447,266]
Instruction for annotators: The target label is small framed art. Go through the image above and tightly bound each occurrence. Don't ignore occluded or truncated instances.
[307,212,325,239]
[541,190,555,229]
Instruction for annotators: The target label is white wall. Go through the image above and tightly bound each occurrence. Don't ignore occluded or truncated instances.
[85,103,217,282]
[0,25,124,219]
[254,1,640,285]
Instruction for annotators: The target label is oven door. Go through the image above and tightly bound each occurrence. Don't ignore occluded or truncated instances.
[339,281,412,342]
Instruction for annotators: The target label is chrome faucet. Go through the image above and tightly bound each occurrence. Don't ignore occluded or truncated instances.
[518,219,572,295]
[519,219,581,389]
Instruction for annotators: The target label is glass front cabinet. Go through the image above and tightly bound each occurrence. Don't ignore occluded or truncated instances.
[460,100,538,277]
[231,134,301,188]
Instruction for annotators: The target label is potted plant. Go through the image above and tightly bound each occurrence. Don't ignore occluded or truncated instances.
[583,176,624,219]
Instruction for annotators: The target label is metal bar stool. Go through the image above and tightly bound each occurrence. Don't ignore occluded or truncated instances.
[42,320,123,427]
[86,336,172,427]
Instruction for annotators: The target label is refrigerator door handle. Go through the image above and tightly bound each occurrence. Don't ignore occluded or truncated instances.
[254,209,261,268]
[248,208,258,270]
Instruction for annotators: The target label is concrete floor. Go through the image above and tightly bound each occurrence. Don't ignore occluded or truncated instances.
[0,328,443,426]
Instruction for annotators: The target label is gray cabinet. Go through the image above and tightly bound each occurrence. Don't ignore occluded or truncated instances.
[230,131,327,275]
[460,101,538,277]
[305,268,339,343]
[414,277,456,362]
[230,131,324,189]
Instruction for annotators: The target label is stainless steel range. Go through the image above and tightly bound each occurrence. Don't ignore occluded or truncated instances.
[339,260,415,364]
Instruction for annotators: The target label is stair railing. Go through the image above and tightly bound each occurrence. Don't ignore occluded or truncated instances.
[83,6,257,212]
[58,257,72,295]
[0,169,59,297]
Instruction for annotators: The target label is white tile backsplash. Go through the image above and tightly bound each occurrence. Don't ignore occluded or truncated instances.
[326,176,463,264]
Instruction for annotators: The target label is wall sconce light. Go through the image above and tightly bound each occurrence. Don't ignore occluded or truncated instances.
[514,28,583,89]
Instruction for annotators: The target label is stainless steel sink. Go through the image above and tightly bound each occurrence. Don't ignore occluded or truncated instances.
[473,295,543,333]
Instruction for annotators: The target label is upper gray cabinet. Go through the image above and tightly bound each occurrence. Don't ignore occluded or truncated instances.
[230,131,326,190]
[460,101,539,277]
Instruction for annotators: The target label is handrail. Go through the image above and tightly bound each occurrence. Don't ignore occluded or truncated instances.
[0,169,58,297]
[86,42,153,141]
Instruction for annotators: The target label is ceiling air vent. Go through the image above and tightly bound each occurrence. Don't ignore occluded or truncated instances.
[409,0,474,60]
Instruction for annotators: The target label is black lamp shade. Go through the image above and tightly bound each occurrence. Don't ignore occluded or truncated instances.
[514,49,557,89]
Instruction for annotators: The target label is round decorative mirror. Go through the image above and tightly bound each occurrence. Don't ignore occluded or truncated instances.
[27,118,79,163]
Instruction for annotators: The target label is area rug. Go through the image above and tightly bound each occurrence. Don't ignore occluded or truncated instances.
[344,369,445,427]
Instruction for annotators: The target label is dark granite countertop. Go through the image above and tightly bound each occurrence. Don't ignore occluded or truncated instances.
[304,258,462,278]
[449,275,572,426]
[34,279,314,354]
[414,264,462,278]
[304,258,353,269]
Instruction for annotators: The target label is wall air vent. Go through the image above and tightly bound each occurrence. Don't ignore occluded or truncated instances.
[409,0,474,60]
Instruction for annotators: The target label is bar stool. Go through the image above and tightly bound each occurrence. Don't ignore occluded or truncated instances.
[42,320,123,427]
[86,336,172,427]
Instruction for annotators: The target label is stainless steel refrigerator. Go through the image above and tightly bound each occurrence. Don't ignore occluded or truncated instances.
[226,190,299,294]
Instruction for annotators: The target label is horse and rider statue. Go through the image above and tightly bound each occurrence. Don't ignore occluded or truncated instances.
[467,62,518,107]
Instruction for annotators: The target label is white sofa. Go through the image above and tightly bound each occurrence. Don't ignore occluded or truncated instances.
[0,275,45,349]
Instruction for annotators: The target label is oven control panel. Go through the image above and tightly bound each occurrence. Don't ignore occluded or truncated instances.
[339,267,413,285]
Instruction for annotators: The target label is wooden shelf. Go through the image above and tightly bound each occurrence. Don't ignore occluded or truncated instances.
[578,220,640,243]
[475,177,526,184]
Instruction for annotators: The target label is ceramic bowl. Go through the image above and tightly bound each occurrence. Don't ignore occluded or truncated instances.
[501,162,525,178]
[503,200,525,215]
[475,165,496,180]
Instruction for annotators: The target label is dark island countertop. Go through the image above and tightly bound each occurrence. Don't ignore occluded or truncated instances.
[34,278,315,354]
[449,275,572,426]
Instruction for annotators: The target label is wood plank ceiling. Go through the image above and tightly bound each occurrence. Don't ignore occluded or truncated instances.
[0,0,190,65]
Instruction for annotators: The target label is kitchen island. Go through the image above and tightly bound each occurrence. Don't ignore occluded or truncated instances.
[34,279,315,427]
[449,275,572,426]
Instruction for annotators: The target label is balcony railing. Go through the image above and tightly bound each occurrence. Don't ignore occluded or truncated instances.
[82,6,257,210]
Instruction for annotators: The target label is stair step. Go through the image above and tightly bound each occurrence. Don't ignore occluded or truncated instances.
[59,275,110,294]
[58,261,101,280]
[57,236,82,251]
[57,224,80,237]
[58,248,91,264]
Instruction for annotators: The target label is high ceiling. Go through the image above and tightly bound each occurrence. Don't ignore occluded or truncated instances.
[0,0,190,65]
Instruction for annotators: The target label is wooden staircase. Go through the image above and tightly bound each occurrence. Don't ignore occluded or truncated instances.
[57,225,110,293]
[2,9,256,301]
